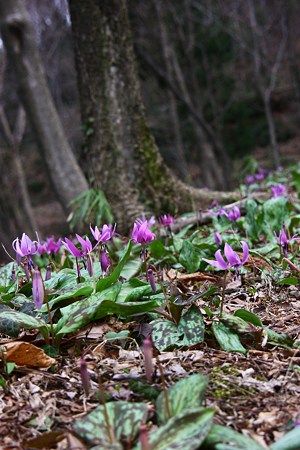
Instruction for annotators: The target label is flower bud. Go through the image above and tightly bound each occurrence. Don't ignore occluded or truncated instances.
[32,267,45,309]
[147,268,156,293]
[143,335,154,382]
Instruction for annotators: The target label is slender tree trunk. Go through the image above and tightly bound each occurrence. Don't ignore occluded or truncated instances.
[263,93,280,169]
[0,0,88,214]
[68,0,237,230]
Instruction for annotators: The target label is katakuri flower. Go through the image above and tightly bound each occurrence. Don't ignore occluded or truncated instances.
[12,233,38,260]
[90,224,116,244]
[132,219,156,244]
[158,214,175,228]
[274,228,298,257]
[203,241,249,272]
[63,234,93,258]
[37,236,62,255]
[271,183,287,198]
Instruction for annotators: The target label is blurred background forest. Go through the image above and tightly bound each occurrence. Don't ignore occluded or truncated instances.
[0,0,300,259]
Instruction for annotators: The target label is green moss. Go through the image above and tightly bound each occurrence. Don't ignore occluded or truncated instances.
[209,365,257,400]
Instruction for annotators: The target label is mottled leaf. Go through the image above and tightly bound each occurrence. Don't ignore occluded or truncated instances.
[41,282,94,312]
[134,408,214,450]
[151,305,205,351]
[73,401,148,447]
[234,309,263,327]
[156,374,208,424]
[203,424,265,449]
[179,240,202,273]
[212,321,247,354]
[0,310,49,340]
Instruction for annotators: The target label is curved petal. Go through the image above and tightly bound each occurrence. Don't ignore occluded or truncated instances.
[224,243,240,267]
[63,238,82,258]
[240,241,249,265]
[214,249,230,269]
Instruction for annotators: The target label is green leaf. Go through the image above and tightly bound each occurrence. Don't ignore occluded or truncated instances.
[124,284,161,301]
[134,408,214,450]
[44,269,77,291]
[0,310,49,341]
[120,258,142,280]
[203,424,265,449]
[221,314,260,334]
[212,321,247,354]
[264,328,294,348]
[233,309,263,327]
[156,374,208,424]
[179,240,202,273]
[151,305,205,351]
[271,426,300,450]
[54,283,122,335]
[0,262,15,287]
[73,401,148,447]
[41,282,94,312]
[277,277,299,286]
[56,298,159,336]
[96,241,132,292]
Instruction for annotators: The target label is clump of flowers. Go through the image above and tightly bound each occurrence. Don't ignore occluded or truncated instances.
[209,204,241,223]
[90,224,116,273]
[63,234,94,279]
[37,236,62,256]
[271,183,287,198]
[132,219,156,246]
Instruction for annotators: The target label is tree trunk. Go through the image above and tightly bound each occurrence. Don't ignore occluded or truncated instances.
[0,0,88,214]
[68,0,237,230]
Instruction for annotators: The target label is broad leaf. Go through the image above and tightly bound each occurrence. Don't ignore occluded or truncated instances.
[73,401,148,447]
[203,424,265,450]
[156,374,208,424]
[41,282,94,312]
[179,240,202,273]
[212,321,247,354]
[271,426,300,450]
[151,305,205,351]
[0,310,49,341]
[234,309,263,327]
[134,408,214,450]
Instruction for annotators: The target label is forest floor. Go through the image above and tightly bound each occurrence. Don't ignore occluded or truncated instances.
[0,266,299,449]
[1,142,299,449]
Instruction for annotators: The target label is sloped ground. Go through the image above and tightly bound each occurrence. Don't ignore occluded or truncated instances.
[0,273,299,449]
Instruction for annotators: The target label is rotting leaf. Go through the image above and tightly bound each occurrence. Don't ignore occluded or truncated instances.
[0,342,56,368]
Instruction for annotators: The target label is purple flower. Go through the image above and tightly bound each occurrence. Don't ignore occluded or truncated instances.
[32,267,44,309]
[90,224,116,243]
[271,183,287,198]
[12,233,38,259]
[274,228,298,257]
[132,219,156,244]
[209,205,227,217]
[245,175,255,185]
[214,230,222,246]
[100,249,110,272]
[38,236,62,255]
[147,268,156,293]
[63,234,93,258]
[158,214,175,227]
[227,206,241,222]
[203,241,249,271]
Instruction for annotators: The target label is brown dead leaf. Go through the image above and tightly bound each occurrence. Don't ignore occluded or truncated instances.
[0,342,56,368]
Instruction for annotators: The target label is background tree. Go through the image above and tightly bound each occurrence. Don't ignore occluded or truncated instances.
[68,0,236,230]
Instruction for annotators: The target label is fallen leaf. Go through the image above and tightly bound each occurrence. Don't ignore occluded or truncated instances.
[0,342,56,368]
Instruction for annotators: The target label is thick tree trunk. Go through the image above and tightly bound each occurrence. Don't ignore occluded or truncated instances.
[0,0,88,213]
[68,0,237,230]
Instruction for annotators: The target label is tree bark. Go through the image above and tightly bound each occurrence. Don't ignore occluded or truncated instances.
[0,0,88,213]
[68,0,238,230]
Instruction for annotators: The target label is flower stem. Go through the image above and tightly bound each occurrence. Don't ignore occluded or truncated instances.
[220,270,228,318]
[44,290,54,345]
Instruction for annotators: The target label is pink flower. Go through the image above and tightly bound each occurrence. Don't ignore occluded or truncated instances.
[132,219,156,244]
[32,267,44,309]
[203,241,249,272]
[12,233,38,258]
[90,224,116,243]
